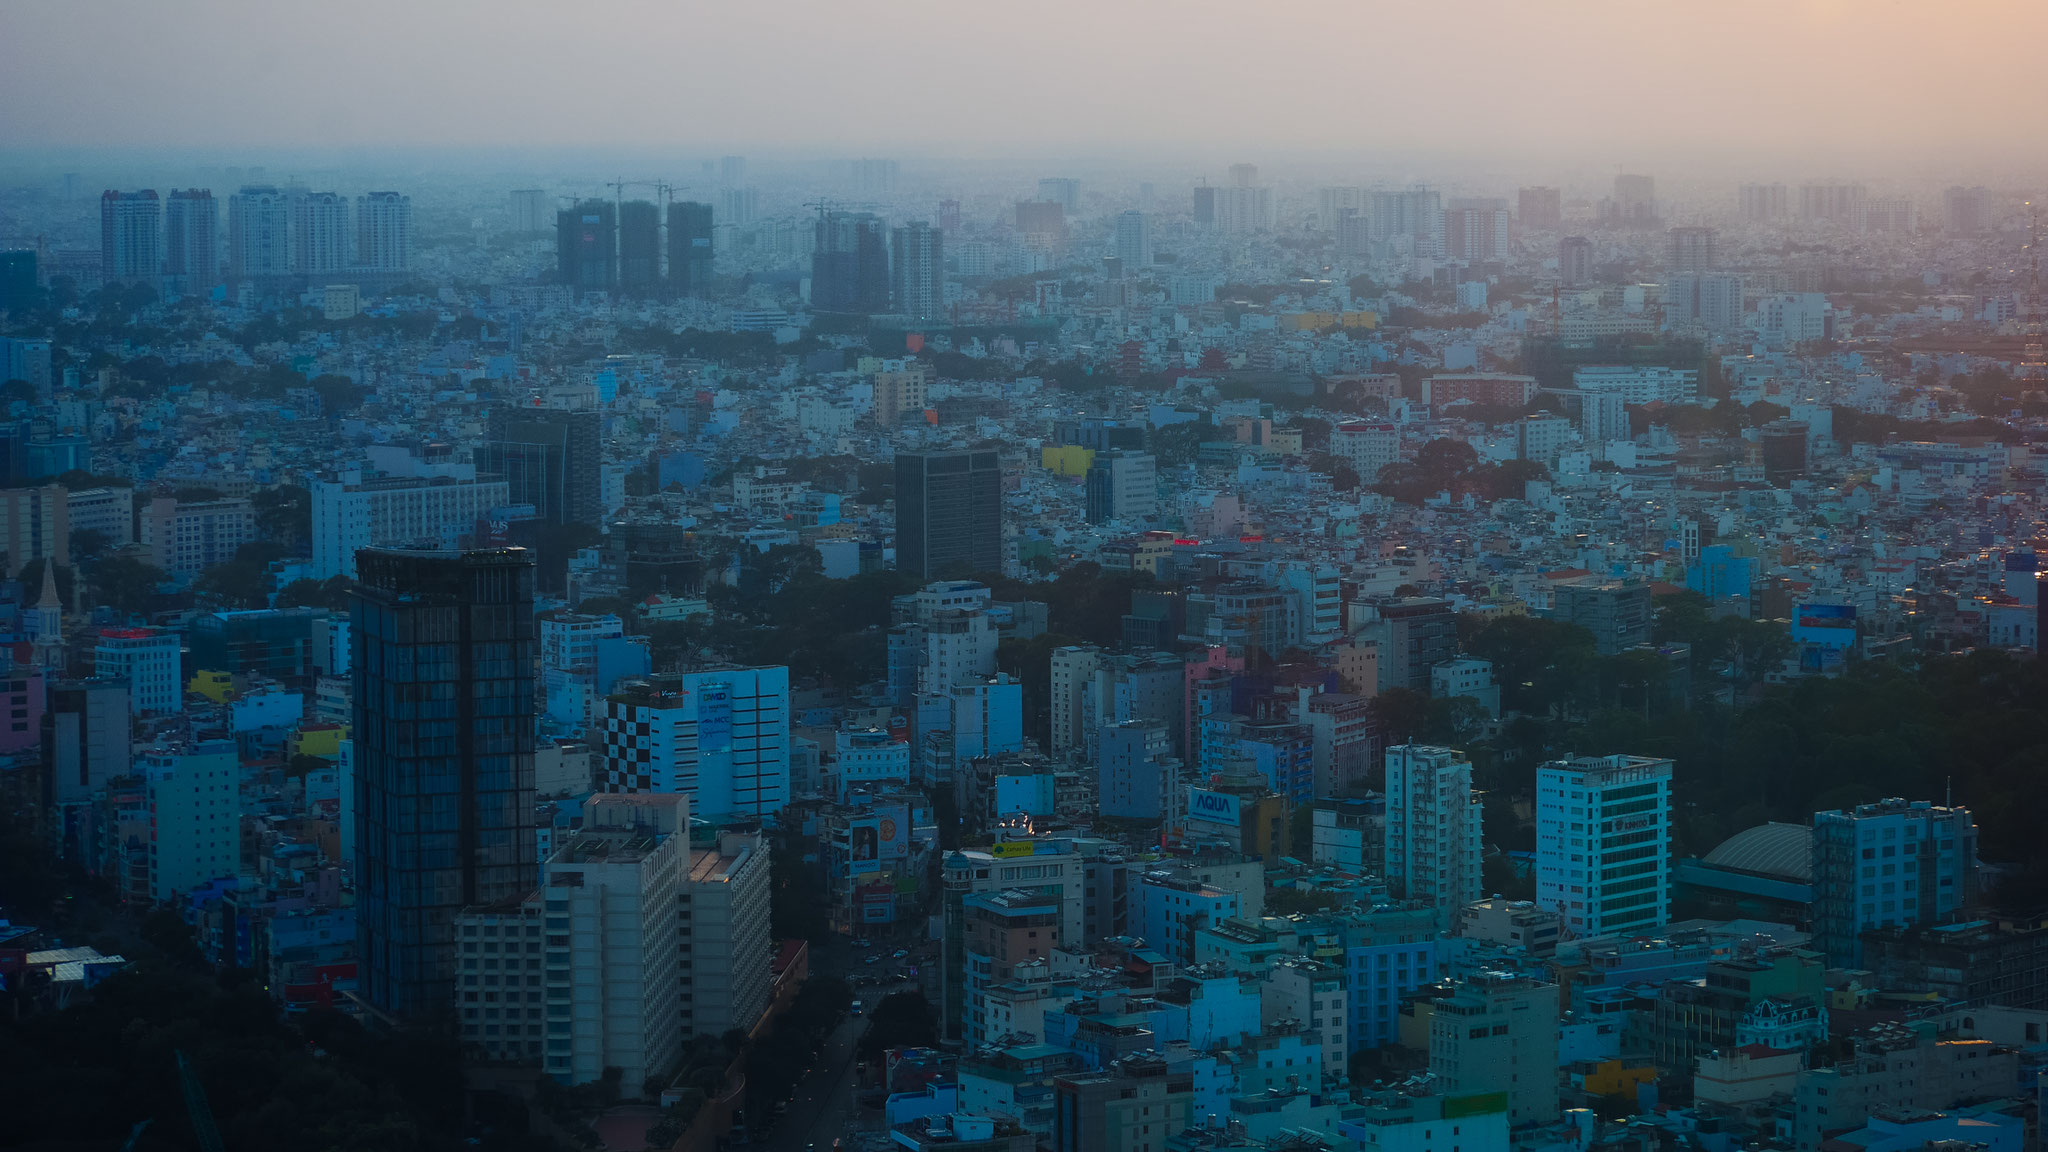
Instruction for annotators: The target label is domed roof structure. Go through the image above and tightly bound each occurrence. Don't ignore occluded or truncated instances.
[1700,822,1811,883]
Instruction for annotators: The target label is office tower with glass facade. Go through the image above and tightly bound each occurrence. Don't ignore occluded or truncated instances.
[475,408,602,526]
[353,547,537,1023]
[894,449,1002,580]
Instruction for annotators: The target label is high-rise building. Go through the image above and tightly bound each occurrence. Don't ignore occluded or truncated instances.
[1547,575,1654,653]
[142,739,240,902]
[1811,798,1977,968]
[292,191,351,276]
[811,211,888,313]
[1014,199,1066,244]
[42,677,131,851]
[1559,235,1594,286]
[1944,185,1992,234]
[890,220,944,319]
[667,201,714,297]
[894,449,1002,580]
[1192,184,1216,228]
[1037,177,1080,214]
[1319,186,1365,230]
[1384,745,1482,927]
[309,468,513,580]
[1083,450,1157,524]
[556,199,617,293]
[1799,182,1865,222]
[0,484,70,572]
[228,186,289,286]
[1113,210,1152,270]
[1536,754,1673,937]
[164,189,218,295]
[1214,185,1274,234]
[99,190,161,285]
[508,189,551,234]
[1229,163,1258,187]
[599,667,791,819]
[718,186,760,227]
[1610,173,1657,227]
[617,200,661,294]
[1739,182,1788,222]
[1444,197,1509,261]
[1518,185,1562,230]
[851,158,899,197]
[476,408,602,526]
[1053,1055,1193,1152]
[1369,187,1444,257]
[1664,226,1718,272]
[1096,720,1177,820]
[718,155,747,186]
[936,199,961,233]
[354,191,412,273]
[1663,272,1745,332]
[680,829,773,1040]
[0,250,37,312]
[93,627,183,714]
[353,548,537,1023]
[1428,974,1561,1126]
[540,791,687,1089]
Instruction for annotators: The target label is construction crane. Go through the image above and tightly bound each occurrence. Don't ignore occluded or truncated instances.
[177,1050,226,1152]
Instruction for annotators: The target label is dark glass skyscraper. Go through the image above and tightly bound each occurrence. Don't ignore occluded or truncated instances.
[353,548,536,1023]
[895,449,1002,579]
[618,199,660,294]
[556,199,617,293]
[667,200,714,297]
[475,408,602,526]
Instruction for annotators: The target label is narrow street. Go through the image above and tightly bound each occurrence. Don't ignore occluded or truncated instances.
[766,1010,864,1152]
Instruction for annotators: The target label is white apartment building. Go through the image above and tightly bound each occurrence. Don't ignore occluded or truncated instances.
[1428,974,1561,1126]
[1383,745,1483,927]
[144,739,239,901]
[1262,957,1349,1082]
[311,470,513,579]
[1048,645,1106,757]
[1571,365,1699,405]
[1536,754,1674,937]
[541,793,687,1091]
[354,191,412,272]
[835,726,912,797]
[94,627,183,713]
[67,486,134,547]
[600,666,791,819]
[680,830,773,1039]
[1330,423,1399,483]
[139,496,255,580]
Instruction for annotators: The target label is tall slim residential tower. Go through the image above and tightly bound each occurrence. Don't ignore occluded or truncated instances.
[719,155,747,186]
[353,548,537,1023]
[1113,210,1152,270]
[1384,744,1483,927]
[354,192,412,274]
[557,200,617,293]
[617,200,661,294]
[1535,754,1672,937]
[890,220,944,319]
[1558,236,1594,286]
[1037,177,1080,214]
[1444,198,1509,261]
[475,408,603,526]
[894,449,1002,580]
[292,191,351,277]
[1944,186,1992,234]
[1811,799,1977,968]
[99,190,162,285]
[164,189,219,295]
[509,189,551,234]
[1610,174,1657,227]
[667,200,714,296]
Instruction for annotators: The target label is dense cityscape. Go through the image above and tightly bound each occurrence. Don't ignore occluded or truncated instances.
[3,13,2048,1152]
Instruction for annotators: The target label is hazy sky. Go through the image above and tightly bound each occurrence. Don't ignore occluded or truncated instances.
[4,0,2045,171]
